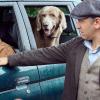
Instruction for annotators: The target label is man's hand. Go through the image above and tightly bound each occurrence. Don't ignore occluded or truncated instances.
[0,57,8,66]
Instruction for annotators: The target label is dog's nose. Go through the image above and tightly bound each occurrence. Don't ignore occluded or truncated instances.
[43,24,48,28]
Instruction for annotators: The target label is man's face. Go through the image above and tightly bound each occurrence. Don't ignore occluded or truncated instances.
[76,17,95,40]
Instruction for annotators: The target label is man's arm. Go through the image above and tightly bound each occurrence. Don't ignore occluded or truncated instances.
[0,37,81,67]
[0,46,66,67]
[7,44,67,67]
[0,43,67,67]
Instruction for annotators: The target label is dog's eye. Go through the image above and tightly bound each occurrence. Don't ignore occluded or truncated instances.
[41,14,46,17]
[49,14,55,17]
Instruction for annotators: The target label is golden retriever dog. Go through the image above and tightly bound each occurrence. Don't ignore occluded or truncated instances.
[31,6,67,48]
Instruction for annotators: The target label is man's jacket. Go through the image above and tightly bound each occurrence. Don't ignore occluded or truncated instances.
[8,36,87,100]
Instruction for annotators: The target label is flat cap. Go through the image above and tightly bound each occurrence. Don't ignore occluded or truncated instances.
[70,0,100,19]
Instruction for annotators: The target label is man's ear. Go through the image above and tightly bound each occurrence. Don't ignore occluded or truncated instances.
[94,17,100,29]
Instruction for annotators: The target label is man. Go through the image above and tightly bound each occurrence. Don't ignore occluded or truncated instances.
[0,0,100,100]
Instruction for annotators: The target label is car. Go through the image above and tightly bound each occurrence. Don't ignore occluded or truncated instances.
[0,0,81,100]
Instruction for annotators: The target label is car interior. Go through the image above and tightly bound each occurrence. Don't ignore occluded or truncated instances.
[0,6,29,53]
[0,7,18,49]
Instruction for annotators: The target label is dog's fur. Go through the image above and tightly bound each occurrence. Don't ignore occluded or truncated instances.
[31,6,67,48]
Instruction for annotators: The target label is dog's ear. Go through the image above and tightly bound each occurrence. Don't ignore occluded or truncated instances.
[36,11,41,31]
[59,11,67,33]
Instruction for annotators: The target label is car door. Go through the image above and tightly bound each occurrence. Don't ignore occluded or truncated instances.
[18,1,79,100]
[0,1,41,100]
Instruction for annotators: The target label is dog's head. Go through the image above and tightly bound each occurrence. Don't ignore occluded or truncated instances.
[36,6,67,37]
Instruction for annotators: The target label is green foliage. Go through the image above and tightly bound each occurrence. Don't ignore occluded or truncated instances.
[26,6,70,17]
[26,7,41,17]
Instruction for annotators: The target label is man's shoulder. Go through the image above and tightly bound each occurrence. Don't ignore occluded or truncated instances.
[65,36,84,46]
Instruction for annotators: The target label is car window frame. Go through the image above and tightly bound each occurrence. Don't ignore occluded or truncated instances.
[0,2,31,50]
[18,1,77,49]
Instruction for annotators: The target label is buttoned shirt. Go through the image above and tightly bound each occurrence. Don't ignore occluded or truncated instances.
[84,40,100,65]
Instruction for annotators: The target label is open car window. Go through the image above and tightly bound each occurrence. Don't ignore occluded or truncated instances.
[25,6,77,44]
[0,3,31,51]
[0,6,18,49]
[18,1,78,48]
